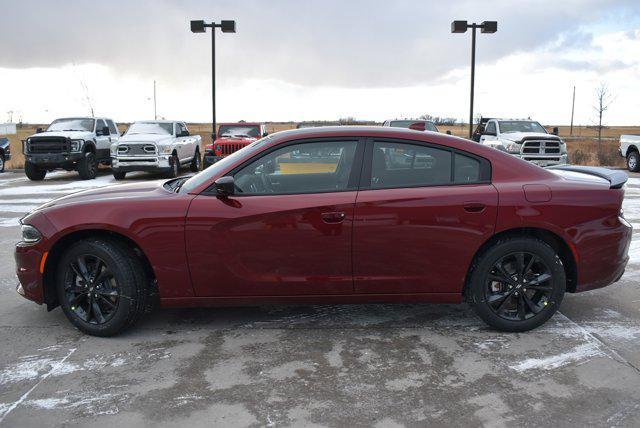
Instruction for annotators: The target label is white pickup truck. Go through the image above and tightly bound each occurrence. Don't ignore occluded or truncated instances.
[619,135,640,172]
[111,121,201,179]
[474,118,568,167]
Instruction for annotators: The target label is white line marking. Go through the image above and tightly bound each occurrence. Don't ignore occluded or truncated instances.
[0,347,77,424]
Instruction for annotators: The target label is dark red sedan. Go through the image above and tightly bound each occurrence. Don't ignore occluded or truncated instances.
[15,127,631,336]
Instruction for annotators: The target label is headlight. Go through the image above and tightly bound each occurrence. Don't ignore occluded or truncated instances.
[110,143,118,156]
[70,139,84,153]
[216,145,222,152]
[560,141,567,154]
[505,142,520,153]
[161,146,172,154]
[21,224,42,244]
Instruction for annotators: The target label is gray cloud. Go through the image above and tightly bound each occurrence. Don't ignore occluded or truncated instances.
[1,0,639,88]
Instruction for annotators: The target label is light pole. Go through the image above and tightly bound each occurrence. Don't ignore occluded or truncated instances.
[451,20,497,139]
[190,19,236,140]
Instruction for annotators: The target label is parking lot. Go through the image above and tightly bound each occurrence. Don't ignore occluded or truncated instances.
[0,170,639,427]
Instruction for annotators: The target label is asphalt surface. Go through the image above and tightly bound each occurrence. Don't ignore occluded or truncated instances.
[0,169,639,427]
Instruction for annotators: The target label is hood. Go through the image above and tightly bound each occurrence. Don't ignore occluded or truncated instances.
[119,134,174,144]
[36,180,168,211]
[214,135,257,144]
[501,132,560,143]
[28,130,94,140]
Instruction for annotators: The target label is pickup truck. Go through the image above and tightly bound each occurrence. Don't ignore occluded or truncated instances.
[111,120,201,179]
[203,122,267,168]
[473,118,568,166]
[23,117,119,180]
[382,119,439,132]
[0,137,11,173]
[619,134,640,172]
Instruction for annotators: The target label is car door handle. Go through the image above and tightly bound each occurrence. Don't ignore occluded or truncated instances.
[463,203,486,213]
[321,212,346,223]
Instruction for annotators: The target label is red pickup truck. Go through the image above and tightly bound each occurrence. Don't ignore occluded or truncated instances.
[203,122,268,168]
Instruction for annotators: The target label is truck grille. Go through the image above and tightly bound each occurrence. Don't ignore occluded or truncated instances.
[118,144,157,156]
[26,137,69,154]
[521,139,561,155]
[220,144,245,155]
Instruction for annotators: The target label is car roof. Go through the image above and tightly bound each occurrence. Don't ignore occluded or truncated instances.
[132,120,179,124]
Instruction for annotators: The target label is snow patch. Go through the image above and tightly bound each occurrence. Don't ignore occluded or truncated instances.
[509,343,605,372]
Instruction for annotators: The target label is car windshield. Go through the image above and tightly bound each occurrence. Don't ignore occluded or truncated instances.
[126,122,174,135]
[389,120,438,132]
[218,125,260,138]
[46,118,94,132]
[178,137,271,194]
[498,121,547,134]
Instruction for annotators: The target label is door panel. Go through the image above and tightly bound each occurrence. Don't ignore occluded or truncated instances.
[186,192,357,297]
[353,184,498,294]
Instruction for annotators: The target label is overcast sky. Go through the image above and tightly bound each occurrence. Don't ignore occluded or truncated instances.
[1,0,639,125]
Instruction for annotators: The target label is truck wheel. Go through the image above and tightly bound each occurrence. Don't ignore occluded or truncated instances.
[56,238,148,336]
[627,151,640,172]
[468,237,566,332]
[113,171,126,180]
[165,154,179,178]
[78,152,97,180]
[25,161,46,181]
[0,153,4,173]
[190,150,201,172]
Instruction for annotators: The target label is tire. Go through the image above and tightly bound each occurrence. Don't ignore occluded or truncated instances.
[468,237,566,332]
[165,154,179,178]
[56,239,148,337]
[627,151,640,172]
[77,152,97,180]
[0,153,4,173]
[113,171,127,180]
[25,161,46,181]
[190,150,201,172]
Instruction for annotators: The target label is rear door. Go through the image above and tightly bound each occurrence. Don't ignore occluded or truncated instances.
[353,138,498,294]
[185,138,364,297]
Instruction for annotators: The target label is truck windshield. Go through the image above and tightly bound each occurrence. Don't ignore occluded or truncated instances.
[46,118,95,132]
[219,125,260,138]
[126,122,173,135]
[178,137,271,194]
[499,121,547,134]
[389,120,438,132]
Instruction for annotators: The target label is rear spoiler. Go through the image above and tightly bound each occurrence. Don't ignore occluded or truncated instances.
[546,165,628,189]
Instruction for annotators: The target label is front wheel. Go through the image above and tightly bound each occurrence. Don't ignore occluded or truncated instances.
[56,239,148,336]
[627,151,640,172]
[165,154,179,178]
[113,171,126,180]
[468,238,566,332]
[77,152,97,180]
[0,153,5,172]
[25,161,46,181]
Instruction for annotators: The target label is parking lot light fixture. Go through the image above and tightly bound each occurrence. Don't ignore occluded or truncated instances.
[451,20,498,139]
[190,19,237,141]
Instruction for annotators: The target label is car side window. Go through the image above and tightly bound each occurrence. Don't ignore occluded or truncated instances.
[371,141,451,189]
[454,153,481,183]
[95,119,107,134]
[485,121,496,135]
[106,120,118,135]
[234,140,358,195]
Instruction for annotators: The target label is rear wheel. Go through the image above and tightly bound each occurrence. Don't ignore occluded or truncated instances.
[113,171,126,180]
[56,239,148,336]
[190,150,201,172]
[78,152,97,180]
[25,161,46,181]
[468,238,566,332]
[627,151,640,172]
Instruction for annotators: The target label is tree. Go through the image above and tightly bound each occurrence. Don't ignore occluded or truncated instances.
[594,83,614,143]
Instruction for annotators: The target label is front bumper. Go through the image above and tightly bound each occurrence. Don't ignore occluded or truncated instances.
[112,156,172,173]
[516,153,568,167]
[15,241,46,305]
[25,152,83,169]
[203,154,224,168]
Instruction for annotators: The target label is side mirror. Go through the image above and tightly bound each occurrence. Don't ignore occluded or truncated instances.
[484,131,496,136]
[262,131,269,137]
[36,127,43,133]
[446,130,452,135]
[552,127,559,135]
[214,176,235,196]
[178,130,189,137]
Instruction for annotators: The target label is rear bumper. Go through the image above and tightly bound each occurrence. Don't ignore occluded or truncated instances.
[574,216,632,292]
[25,153,83,169]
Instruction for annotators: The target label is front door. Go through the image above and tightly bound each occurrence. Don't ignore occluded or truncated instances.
[353,139,498,294]
[94,119,111,159]
[185,138,363,297]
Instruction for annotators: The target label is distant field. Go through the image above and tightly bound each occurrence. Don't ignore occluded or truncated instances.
[4,123,637,169]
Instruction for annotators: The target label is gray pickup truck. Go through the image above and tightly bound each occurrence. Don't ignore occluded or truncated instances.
[0,137,11,173]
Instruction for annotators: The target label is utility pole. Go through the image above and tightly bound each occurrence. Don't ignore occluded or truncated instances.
[153,80,157,120]
[570,86,575,137]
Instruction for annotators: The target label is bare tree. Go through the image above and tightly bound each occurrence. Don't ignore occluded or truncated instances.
[594,83,614,143]
[79,78,95,117]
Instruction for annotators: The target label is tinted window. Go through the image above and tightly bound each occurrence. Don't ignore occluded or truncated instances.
[219,125,260,138]
[106,120,118,135]
[485,121,496,134]
[95,119,107,133]
[454,153,481,183]
[234,140,357,195]
[371,142,451,189]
